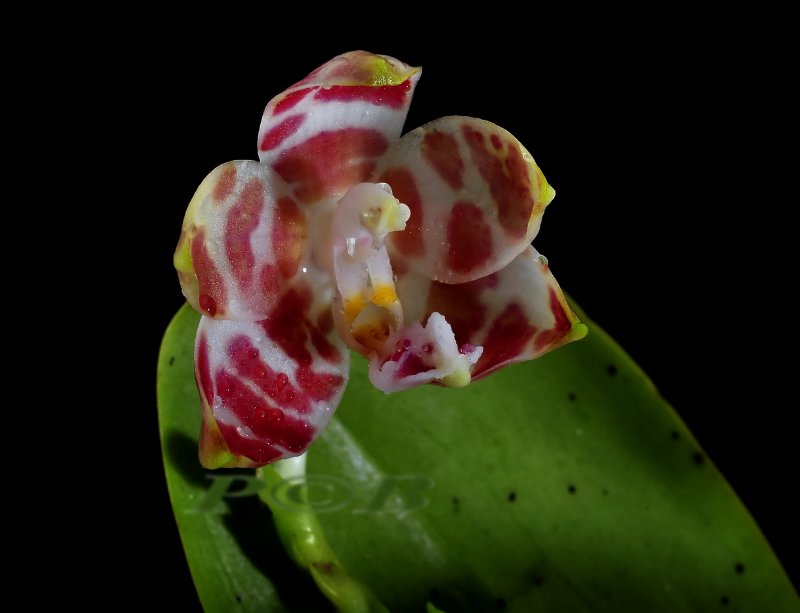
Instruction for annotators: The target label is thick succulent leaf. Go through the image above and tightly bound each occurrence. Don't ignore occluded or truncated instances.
[257,51,421,206]
[175,160,309,320]
[194,284,349,468]
[159,304,798,612]
[394,246,586,380]
[157,309,332,612]
[379,116,555,283]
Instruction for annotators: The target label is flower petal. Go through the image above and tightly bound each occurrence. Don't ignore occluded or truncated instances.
[257,51,421,206]
[175,160,309,320]
[390,246,586,382]
[194,285,349,468]
[378,116,555,283]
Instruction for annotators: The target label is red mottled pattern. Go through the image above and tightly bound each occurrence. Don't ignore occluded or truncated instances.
[228,335,312,414]
[179,52,584,468]
[224,177,264,294]
[191,229,226,317]
[395,353,430,378]
[273,196,306,278]
[219,430,282,465]
[534,288,572,351]
[262,286,345,368]
[212,165,237,202]
[390,255,410,277]
[446,201,493,275]
[309,324,343,364]
[462,123,535,239]
[273,128,389,204]
[317,308,334,334]
[263,287,315,366]
[426,280,488,344]
[473,303,537,377]
[259,114,306,151]
[422,130,463,190]
[214,370,312,463]
[196,332,214,403]
[259,264,282,301]
[314,81,412,109]
[382,167,425,258]
[297,366,345,400]
[272,88,315,116]
[195,308,347,465]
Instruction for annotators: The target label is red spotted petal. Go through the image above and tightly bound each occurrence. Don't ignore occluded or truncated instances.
[379,116,555,284]
[257,51,420,206]
[194,285,349,468]
[394,246,586,380]
[175,160,310,320]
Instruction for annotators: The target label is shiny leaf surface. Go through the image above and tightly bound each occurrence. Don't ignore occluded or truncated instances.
[158,304,798,612]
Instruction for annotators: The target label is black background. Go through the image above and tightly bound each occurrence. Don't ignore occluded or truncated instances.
[120,25,795,606]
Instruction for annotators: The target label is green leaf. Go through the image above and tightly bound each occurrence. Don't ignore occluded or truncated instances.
[158,304,799,612]
[157,306,333,612]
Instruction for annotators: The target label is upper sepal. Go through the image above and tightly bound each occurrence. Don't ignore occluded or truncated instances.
[257,51,421,206]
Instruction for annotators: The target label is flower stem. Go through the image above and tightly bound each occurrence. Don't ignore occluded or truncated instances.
[257,455,388,613]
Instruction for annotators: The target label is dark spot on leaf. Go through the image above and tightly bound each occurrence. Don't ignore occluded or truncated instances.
[429,588,440,601]
[568,484,576,494]
[452,497,460,513]
[532,576,543,586]
[169,356,175,366]
[735,563,745,574]
[692,452,705,466]
[312,561,335,574]
[721,595,729,606]
[495,598,507,609]
[670,430,680,441]
[607,364,617,376]
[601,488,609,496]
[235,594,242,603]
[508,491,517,502]
[568,391,576,401]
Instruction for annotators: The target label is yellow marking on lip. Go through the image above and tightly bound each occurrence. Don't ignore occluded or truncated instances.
[343,294,365,321]
[370,285,398,308]
[352,320,391,351]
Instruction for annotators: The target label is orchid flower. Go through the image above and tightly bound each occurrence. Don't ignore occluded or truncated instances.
[174,51,586,469]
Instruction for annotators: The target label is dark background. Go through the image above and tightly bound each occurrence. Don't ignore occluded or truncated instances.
[121,27,794,606]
